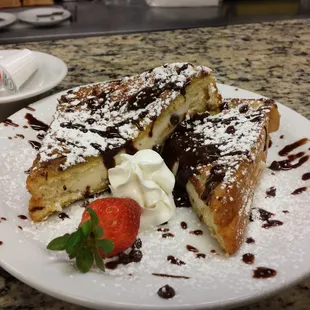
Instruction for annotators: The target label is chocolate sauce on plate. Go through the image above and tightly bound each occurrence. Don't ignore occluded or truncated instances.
[280,135,284,139]
[302,173,310,181]
[157,228,169,232]
[246,237,255,244]
[18,215,27,220]
[196,253,206,259]
[18,226,23,230]
[186,245,199,253]
[16,134,25,139]
[25,113,49,132]
[2,119,18,127]
[167,255,185,266]
[25,106,35,111]
[152,273,190,279]
[28,140,41,150]
[258,208,274,221]
[1,217,6,221]
[253,267,277,279]
[162,233,174,238]
[262,220,283,229]
[157,285,175,299]
[181,221,187,229]
[58,212,70,220]
[189,230,203,236]
[278,138,308,156]
[291,187,307,195]
[269,155,309,171]
[242,253,255,264]
[0,241,2,245]
[266,186,276,198]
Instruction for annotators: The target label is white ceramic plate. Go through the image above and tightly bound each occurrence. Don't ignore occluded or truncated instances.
[0,50,67,104]
[0,84,310,310]
[0,12,17,29]
[18,8,71,26]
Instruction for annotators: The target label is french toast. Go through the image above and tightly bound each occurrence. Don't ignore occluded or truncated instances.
[162,98,280,255]
[27,63,222,222]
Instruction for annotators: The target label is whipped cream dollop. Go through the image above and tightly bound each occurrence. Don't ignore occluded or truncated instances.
[108,149,176,228]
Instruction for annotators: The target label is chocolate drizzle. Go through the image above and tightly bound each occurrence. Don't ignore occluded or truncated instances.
[152,273,190,279]
[162,99,271,207]
[266,186,276,198]
[253,267,277,279]
[25,113,49,132]
[269,155,309,171]
[28,140,42,150]
[58,212,70,220]
[189,230,203,236]
[157,285,175,299]
[278,138,308,156]
[291,187,307,195]
[186,245,199,252]
[302,173,310,181]
[242,253,255,264]
[2,119,18,127]
[18,215,27,220]
[167,255,185,266]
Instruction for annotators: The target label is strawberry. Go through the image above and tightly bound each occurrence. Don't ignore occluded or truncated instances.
[80,198,141,257]
[46,197,141,273]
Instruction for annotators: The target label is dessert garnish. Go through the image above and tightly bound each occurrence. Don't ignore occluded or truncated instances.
[47,197,141,273]
[108,149,176,227]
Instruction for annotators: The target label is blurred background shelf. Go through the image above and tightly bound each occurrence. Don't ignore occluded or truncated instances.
[0,0,309,44]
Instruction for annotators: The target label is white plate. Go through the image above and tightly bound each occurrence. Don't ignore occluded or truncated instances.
[18,8,71,26]
[0,12,17,29]
[0,50,67,104]
[0,84,310,310]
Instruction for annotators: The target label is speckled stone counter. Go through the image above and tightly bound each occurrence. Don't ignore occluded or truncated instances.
[0,19,310,310]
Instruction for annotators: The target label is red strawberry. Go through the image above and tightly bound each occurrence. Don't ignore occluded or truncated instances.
[80,197,141,257]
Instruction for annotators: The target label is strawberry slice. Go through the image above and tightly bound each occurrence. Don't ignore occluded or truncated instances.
[81,198,141,257]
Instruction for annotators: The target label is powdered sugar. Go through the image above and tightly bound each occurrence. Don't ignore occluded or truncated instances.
[38,63,212,170]
[1,84,310,308]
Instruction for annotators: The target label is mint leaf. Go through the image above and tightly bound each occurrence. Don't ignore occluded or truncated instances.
[94,226,103,239]
[47,234,70,251]
[76,247,94,273]
[65,229,83,255]
[80,220,91,238]
[87,208,99,228]
[94,250,105,272]
[96,239,114,255]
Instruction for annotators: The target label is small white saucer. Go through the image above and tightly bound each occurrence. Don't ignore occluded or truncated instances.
[18,7,71,26]
[0,50,67,104]
[0,12,17,29]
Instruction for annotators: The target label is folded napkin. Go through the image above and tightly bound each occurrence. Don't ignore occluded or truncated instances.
[0,49,38,92]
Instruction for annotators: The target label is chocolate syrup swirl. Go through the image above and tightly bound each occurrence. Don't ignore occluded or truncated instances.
[269,155,309,171]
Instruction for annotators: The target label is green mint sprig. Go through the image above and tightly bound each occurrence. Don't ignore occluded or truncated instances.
[47,208,114,273]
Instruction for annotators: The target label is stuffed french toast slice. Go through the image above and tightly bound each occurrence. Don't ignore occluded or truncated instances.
[27,63,222,222]
[162,98,280,255]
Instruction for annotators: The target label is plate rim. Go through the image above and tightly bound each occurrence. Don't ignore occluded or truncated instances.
[17,8,71,25]
[0,83,310,310]
[0,12,17,28]
[0,50,67,104]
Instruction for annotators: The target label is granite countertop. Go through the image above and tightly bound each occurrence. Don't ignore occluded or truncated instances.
[0,19,310,310]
